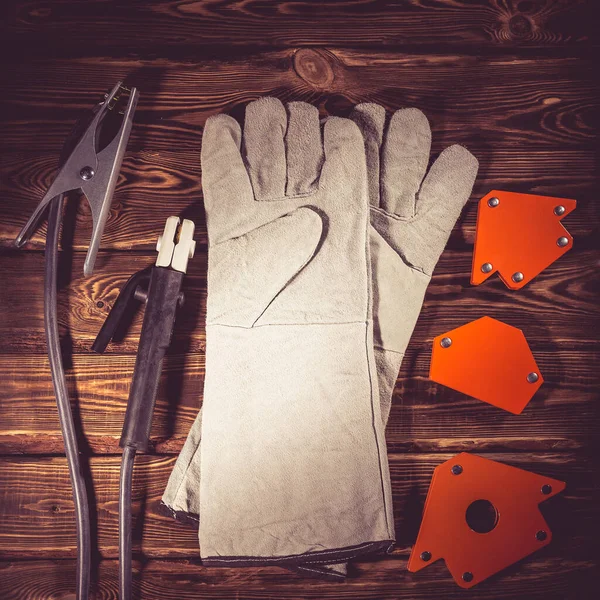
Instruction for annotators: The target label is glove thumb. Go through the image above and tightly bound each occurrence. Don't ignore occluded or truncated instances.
[207,207,323,327]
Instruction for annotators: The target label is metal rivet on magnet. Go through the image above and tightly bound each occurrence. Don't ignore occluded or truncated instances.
[541,484,552,495]
[487,197,500,208]
[462,572,474,583]
[554,205,565,216]
[557,236,569,247]
[536,530,547,542]
[441,337,452,348]
[420,551,432,561]
[527,372,539,384]
[481,262,493,273]
[79,166,95,180]
[512,272,524,283]
[451,464,463,475]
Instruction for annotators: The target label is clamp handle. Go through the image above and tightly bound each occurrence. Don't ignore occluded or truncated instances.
[91,266,152,354]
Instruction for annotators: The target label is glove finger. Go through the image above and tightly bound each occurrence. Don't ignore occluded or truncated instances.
[350,103,386,208]
[319,116,366,202]
[381,108,431,217]
[207,207,323,328]
[411,144,479,272]
[243,97,287,201]
[285,101,323,197]
[201,114,255,241]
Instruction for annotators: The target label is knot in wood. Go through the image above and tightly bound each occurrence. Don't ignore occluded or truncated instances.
[293,49,334,89]
[25,5,52,22]
[508,14,533,38]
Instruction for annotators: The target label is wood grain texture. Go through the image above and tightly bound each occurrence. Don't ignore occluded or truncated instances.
[1,148,597,251]
[0,344,597,454]
[1,51,597,250]
[1,556,598,600]
[0,242,597,454]
[0,245,597,455]
[0,453,595,559]
[1,0,599,597]
[0,247,597,353]
[2,0,596,58]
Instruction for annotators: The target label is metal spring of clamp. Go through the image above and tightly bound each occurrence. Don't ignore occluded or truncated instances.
[14,81,139,276]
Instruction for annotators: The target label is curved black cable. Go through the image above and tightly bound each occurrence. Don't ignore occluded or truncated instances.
[45,193,91,600]
[119,444,136,600]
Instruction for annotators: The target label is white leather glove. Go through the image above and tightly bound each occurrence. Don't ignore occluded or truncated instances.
[187,98,394,567]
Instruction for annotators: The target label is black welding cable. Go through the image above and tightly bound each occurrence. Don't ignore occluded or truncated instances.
[45,193,91,600]
[119,444,136,600]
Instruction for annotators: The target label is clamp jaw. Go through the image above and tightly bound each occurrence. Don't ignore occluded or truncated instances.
[15,81,139,277]
[93,217,195,451]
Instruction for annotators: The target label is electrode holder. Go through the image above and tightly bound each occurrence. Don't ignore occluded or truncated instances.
[93,217,195,451]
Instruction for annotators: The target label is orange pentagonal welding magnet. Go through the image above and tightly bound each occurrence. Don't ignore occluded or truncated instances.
[429,317,542,414]
[407,453,565,588]
[471,190,576,289]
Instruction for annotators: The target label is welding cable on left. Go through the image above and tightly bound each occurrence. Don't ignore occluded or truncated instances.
[14,82,139,600]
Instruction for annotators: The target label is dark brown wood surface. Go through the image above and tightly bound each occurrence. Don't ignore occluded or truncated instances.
[0,1,598,598]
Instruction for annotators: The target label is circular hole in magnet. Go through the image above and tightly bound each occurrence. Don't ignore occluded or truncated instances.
[465,499,499,534]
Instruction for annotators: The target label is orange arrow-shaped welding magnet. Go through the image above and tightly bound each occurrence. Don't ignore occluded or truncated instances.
[430,317,542,414]
[471,190,576,290]
[407,453,565,589]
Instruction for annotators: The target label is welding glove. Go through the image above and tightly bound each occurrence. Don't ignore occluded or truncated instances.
[351,104,479,424]
[161,102,478,573]
[186,97,394,567]
[296,106,478,577]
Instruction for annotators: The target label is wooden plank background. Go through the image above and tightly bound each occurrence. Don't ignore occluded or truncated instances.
[0,1,598,598]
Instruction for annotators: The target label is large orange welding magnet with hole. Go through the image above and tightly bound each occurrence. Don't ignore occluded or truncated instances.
[407,453,565,588]
[471,190,576,289]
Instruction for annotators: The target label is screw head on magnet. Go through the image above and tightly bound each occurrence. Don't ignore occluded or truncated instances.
[554,205,566,216]
[420,551,432,562]
[557,236,569,247]
[487,197,500,208]
[527,372,539,384]
[536,530,548,542]
[79,166,95,180]
[462,572,474,583]
[441,337,452,348]
[541,484,553,495]
[481,262,493,273]
[512,271,524,283]
[451,464,463,475]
